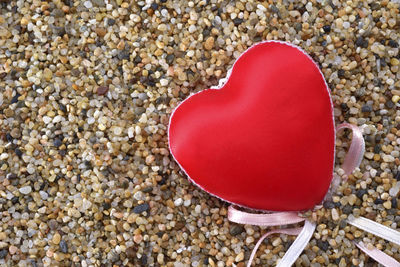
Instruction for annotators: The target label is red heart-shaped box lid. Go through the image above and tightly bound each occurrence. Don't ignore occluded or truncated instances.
[168,41,335,211]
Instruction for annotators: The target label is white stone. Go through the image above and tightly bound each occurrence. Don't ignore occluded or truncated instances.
[113,127,122,136]
[127,127,134,138]
[87,117,95,124]
[194,205,201,214]
[389,182,400,197]
[39,191,49,200]
[133,191,144,201]
[257,4,266,11]
[174,198,183,207]
[82,199,92,210]
[53,115,63,123]
[183,199,191,207]
[84,1,93,8]
[160,79,168,86]
[331,208,339,221]
[382,155,395,163]
[42,116,52,124]
[188,25,196,33]
[19,186,32,195]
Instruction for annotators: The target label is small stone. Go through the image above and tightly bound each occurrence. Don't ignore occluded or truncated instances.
[19,186,32,195]
[0,249,7,259]
[361,105,372,113]
[133,203,150,214]
[105,225,116,232]
[10,128,21,139]
[160,79,168,86]
[95,28,107,37]
[53,233,61,245]
[355,36,368,48]
[388,40,399,48]
[118,50,130,60]
[157,253,164,264]
[9,246,17,255]
[113,127,122,136]
[43,68,52,81]
[84,1,93,8]
[356,189,367,199]
[382,155,395,163]
[134,234,143,243]
[135,217,147,225]
[92,0,105,7]
[233,18,243,26]
[174,198,183,206]
[389,182,400,197]
[322,25,331,33]
[383,201,392,209]
[230,225,244,236]
[107,18,116,26]
[39,191,49,200]
[235,252,244,262]
[323,200,335,209]
[128,127,134,138]
[204,37,214,50]
[126,247,136,258]
[97,86,109,95]
[331,208,339,221]
[59,240,68,253]
[54,138,62,147]
[51,8,64,17]
[20,17,29,26]
[342,205,352,214]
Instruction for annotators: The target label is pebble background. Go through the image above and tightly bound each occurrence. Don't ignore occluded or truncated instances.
[0,0,399,266]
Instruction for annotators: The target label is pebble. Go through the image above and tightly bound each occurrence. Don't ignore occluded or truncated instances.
[52,233,61,245]
[383,201,392,209]
[133,203,150,214]
[97,86,109,96]
[9,246,17,255]
[59,240,68,253]
[204,37,215,50]
[174,198,183,207]
[331,209,339,221]
[0,249,7,259]
[160,79,168,86]
[19,186,32,195]
[84,1,93,9]
[230,225,244,236]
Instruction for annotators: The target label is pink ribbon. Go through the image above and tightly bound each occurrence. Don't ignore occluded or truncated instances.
[336,123,365,175]
[228,206,304,226]
[355,242,400,267]
[228,206,315,267]
[228,123,400,266]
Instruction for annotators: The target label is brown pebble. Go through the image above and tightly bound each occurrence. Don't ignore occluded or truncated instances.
[204,37,215,50]
[53,232,61,245]
[365,212,376,220]
[95,28,107,37]
[126,247,136,258]
[175,221,185,230]
[97,86,109,95]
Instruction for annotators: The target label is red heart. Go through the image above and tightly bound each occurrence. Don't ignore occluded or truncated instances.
[168,41,335,211]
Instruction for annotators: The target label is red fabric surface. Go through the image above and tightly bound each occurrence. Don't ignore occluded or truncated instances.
[169,41,335,211]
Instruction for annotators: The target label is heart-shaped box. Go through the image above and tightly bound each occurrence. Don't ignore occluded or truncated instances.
[168,41,335,211]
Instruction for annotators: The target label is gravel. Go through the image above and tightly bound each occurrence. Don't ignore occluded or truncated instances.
[0,0,399,266]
